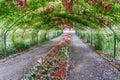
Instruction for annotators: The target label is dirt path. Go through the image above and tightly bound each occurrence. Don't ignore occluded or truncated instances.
[0,34,65,80]
[67,33,119,80]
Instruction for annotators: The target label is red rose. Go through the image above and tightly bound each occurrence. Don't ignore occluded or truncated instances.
[104,3,111,10]
[62,0,68,3]
[98,22,103,27]
[88,1,93,6]
[99,0,103,5]
[16,0,23,6]
[106,20,111,24]
[66,5,72,11]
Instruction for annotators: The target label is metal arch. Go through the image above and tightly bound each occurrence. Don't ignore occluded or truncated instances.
[3,11,31,56]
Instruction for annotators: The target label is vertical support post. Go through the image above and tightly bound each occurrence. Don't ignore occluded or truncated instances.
[3,32,7,56]
[108,27,117,60]
[90,29,92,46]
[95,17,117,60]
[3,11,30,57]
[114,33,117,60]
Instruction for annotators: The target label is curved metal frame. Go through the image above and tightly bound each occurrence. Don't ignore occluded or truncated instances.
[3,11,31,56]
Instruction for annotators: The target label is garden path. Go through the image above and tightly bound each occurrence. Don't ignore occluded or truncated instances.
[67,33,119,80]
[0,34,65,80]
[0,33,119,80]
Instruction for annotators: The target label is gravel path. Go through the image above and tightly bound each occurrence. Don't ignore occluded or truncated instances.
[67,33,119,80]
[0,34,65,80]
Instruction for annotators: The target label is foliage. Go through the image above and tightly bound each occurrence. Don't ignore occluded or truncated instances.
[93,31,104,50]
[76,29,117,58]
[0,30,62,58]
[0,0,120,30]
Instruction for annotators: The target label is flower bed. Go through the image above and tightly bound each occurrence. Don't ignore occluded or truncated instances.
[23,34,71,80]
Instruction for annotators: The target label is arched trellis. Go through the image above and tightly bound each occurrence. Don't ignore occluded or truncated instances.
[2,12,119,59]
